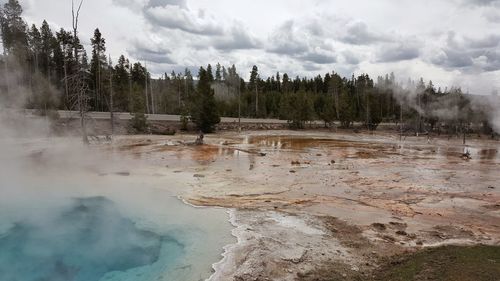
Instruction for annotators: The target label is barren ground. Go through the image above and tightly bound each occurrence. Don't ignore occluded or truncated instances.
[107,130,500,280]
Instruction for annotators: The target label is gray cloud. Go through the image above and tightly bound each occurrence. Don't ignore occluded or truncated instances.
[340,21,387,45]
[146,0,187,8]
[377,42,420,62]
[212,24,260,50]
[466,34,500,48]
[430,32,500,72]
[481,51,500,71]
[484,10,500,22]
[299,51,337,64]
[111,0,143,9]
[342,50,361,65]
[112,0,187,9]
[303,62,322,71]
[431,49,473,68]
[128,42,175,64]
[305,20,324,37]
[266,20,337,65]
[267,20,309,55]
[463,0,500,6]
[144,4,222,35]
[112,0,223,35]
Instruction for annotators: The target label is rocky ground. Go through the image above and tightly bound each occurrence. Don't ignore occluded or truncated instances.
[106,130,500,281]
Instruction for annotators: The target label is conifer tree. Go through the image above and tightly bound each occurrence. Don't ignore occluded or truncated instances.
[190,66,220,133]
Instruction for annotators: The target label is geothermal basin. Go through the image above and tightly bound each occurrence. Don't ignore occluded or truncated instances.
[0,140,234,281]
[1,130,499,281]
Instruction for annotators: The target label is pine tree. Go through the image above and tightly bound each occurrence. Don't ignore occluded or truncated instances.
[90,28,106,111]
[338,81,354,128]
[113,55,130,111]
[249,65,259,116]
[128,62,149,133]
[222,66,228,81]
[279,89,314,129]
[28,24,41,71]
[215,62,222,81]
[190,66,220,133]
[206,64,214,82]
[316,93,335,127]
[40,20,54,78]
[55,28,75,107]
[0,0,28,56]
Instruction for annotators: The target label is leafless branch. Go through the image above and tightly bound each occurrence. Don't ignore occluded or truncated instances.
[72,0,84,31]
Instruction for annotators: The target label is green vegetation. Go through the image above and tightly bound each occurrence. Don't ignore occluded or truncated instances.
[189,66,220,133]
[279,90,314,129]
[301,245,500,281]
[376,245,500,281]
[129,112,148,133]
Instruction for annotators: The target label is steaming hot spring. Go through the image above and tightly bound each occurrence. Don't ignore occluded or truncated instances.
[0,138,234,281]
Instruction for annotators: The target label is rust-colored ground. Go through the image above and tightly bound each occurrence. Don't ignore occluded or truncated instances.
[111,130,500,280]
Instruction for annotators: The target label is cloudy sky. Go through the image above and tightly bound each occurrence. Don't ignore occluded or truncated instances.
[18,0,500,94]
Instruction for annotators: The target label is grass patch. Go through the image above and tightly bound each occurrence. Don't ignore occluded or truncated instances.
[375,245,500,281]
[301,245,499,281]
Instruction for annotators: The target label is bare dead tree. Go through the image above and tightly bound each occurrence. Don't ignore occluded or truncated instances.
[69,0,90,144]
[65,72,91,142]
[72,0,83,64]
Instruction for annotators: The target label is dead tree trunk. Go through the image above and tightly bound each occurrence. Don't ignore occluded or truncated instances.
[72,0,89,144]
[63,57,69,108]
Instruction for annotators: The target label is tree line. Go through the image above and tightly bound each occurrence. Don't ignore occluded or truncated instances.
[0,0,497,135]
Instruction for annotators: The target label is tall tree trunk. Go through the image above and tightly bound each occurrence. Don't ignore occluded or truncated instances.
[150,77,154,114]
[255,84,258,117]
[72,0,88,144]
[3,49,9,98]
[417,93,422,134]
[47,53,51,82]
[97,50,101,111]
[400,101,403,142]
[178,78,181,108]
[144,72,150,114]
[365,91,370,130]
[109,63,114,135]
[238,79,241,132]
[334,87,340,120]
[63,57,69,108]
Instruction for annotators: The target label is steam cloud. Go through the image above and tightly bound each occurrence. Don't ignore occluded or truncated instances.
[384,78,500,134]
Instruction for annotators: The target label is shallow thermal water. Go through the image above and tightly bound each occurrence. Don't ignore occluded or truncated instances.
[0,162,234,281]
